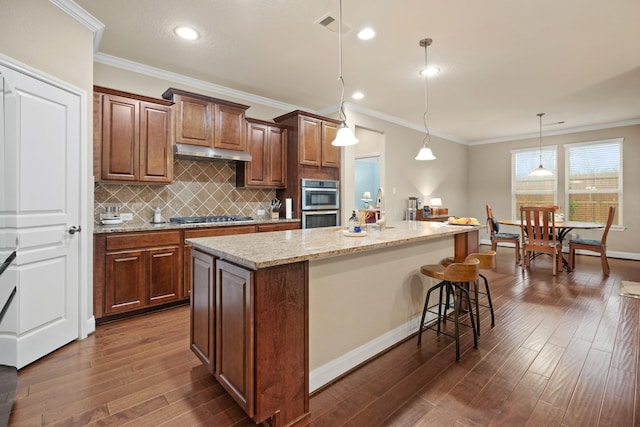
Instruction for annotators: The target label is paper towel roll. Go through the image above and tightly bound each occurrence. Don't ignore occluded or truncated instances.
[285,198,292,219]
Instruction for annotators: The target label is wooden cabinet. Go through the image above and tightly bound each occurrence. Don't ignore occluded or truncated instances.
[273,110,341,219]
[215,260,254,416]
[94,231,182,319]
[280,112,340,168]
[190,251,308,425]
[236,118,287,188]
[190,249,215,374]
[162,88,249,152]
[94,86,173,183]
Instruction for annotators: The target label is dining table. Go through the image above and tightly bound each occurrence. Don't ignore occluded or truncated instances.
[497,219,604,271]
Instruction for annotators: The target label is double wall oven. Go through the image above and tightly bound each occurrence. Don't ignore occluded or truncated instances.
[301,179,339,229]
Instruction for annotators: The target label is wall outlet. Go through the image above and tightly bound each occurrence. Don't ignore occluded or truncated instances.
[120,213,133,221]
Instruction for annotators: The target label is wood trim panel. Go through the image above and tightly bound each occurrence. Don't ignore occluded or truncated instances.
[184,226,256,239]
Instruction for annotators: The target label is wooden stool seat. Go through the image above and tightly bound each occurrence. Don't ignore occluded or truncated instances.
[417,258,480,361]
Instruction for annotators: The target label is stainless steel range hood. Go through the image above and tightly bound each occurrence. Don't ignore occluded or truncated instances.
[174,143,252,162]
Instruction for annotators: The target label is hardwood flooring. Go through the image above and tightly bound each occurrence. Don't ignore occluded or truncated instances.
[7,250,640,426]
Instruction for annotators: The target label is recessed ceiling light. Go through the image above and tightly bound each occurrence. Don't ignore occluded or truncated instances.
[174,26,200,41]
[352,91,365,100]
[420,66,440,77]
[357,28,375,40]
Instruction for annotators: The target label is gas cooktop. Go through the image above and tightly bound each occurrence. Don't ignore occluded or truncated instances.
[169,215,254,224]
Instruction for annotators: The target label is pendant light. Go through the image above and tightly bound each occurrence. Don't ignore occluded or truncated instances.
[331,0,359,147]
[529,112,553,177]
[415,38,436,161]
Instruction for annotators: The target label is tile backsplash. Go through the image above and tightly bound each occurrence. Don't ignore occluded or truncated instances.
[94,159,275,224]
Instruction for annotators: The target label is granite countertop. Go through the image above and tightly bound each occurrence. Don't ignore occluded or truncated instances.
[93,218,300,234]
[188,221,484,270]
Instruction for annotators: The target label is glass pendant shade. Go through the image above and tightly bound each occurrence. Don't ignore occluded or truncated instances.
[415,146,436,160]
[529,164,553,177]
[332,125,359,146]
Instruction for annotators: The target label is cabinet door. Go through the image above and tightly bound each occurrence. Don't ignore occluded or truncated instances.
[215,260,254,417]
[191,250,215,374]
[175,95,213,147]
[214,104,246,151]
[267,126,286,187]
[299,116,321,166]
[321,121,340,168]
[139,101,172,183]
[147,246,181,306]
[245,121,268,186]
[101,94,139,181]
[105,250,145,314]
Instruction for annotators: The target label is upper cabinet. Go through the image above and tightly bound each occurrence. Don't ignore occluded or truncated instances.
[236,118,287,188]
[94,86,174,184]
[162,88,250,152]
[275,111,341,169]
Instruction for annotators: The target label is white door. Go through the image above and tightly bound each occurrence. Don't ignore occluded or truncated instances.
[0,63,82,368]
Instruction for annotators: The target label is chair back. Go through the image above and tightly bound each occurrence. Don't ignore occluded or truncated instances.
[443,257,480,282]
[485,204,497,237]
[520,206,558,253]
[600,206,616,245]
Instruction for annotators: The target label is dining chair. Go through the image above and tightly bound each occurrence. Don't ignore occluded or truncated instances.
[486,204,520,263]
[520,206,563,276]
[568,206,615,275]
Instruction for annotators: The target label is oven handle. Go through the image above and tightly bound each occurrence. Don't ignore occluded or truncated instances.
[303,187,338,193]
[303,210,339,216]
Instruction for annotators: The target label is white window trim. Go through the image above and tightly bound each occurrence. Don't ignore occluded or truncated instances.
[564,137,623,226]
[510,145,558,219]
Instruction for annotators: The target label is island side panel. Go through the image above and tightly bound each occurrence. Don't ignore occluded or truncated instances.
[308,235,453,391]
[454,229,479,262]
[254,261,309,425]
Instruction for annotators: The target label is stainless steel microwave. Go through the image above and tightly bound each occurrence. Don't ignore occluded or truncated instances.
[301,179,339,211]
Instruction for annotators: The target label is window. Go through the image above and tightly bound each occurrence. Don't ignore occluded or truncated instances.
[565,138,622,225]
[511,146,557,218]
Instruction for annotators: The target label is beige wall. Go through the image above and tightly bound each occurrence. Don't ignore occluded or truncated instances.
[468,124,640,255]
[343,110,469,222]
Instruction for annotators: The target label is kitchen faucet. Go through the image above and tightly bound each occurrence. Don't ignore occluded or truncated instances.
[376,187,386,230]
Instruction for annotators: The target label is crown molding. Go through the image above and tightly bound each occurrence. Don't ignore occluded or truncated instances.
[50,0,104,52]
[469,118,640,146]
[94,52,304,112]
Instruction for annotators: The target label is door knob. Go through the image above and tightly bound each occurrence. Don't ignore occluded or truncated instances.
[68,225,81,235]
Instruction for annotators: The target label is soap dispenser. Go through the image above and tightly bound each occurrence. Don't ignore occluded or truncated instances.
[348,210,358,232]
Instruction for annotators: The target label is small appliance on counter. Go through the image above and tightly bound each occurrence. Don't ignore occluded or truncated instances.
[407,196,421,220]
[151,207,165,224]
[101,205,122,225]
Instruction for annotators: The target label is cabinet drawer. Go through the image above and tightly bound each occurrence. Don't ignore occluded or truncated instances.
[106,231,181,251]
[184,225,256,239]
[256,223,299,232]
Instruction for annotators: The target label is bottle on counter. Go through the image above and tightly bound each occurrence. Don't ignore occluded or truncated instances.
[348,210,358,232]
[153,207,162,224]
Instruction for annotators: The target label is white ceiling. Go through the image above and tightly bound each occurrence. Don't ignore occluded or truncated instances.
[74,0,640,144]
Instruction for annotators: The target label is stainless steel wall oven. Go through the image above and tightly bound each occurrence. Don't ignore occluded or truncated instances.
[301,179,339,229]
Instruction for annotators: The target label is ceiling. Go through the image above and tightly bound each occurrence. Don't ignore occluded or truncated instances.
[74,0,640,144]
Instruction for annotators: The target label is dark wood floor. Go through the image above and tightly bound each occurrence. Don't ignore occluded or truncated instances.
[7,249,640,426]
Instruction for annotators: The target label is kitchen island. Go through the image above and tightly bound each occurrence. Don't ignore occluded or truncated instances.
[187,221,481,426]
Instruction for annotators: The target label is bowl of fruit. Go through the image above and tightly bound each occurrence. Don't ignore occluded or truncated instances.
[447,216,480,226]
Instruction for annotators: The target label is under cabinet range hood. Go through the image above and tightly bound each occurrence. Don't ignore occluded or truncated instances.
[174,143,252,162]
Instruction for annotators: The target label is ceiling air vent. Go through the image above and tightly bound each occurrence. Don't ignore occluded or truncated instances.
[316,14,350,34]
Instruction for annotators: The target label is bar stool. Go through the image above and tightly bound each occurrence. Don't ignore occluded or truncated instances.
[441,251,496,335]
[417,258,480,361]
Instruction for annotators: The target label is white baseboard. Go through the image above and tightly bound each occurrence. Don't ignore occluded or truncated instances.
[309,311,438,392]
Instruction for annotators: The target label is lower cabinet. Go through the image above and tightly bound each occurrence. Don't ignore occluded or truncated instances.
[97,231,182,318]
[190,250,309,425]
